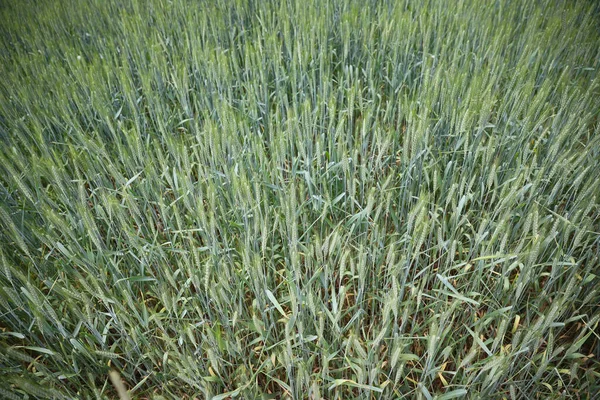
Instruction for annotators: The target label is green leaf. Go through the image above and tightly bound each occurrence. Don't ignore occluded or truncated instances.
[265,289,287,318]
[436,389,468,400]
[1,332,25,339]
[328,379,383,393]
[116,276,157,284]
[212,387,243,400]
[19,346,56,356]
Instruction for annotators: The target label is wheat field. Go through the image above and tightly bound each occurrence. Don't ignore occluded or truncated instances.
[0,0,599,398]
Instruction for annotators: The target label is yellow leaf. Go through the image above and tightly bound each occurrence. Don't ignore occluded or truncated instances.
[512,315,520,333]
[438,372,448,387]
